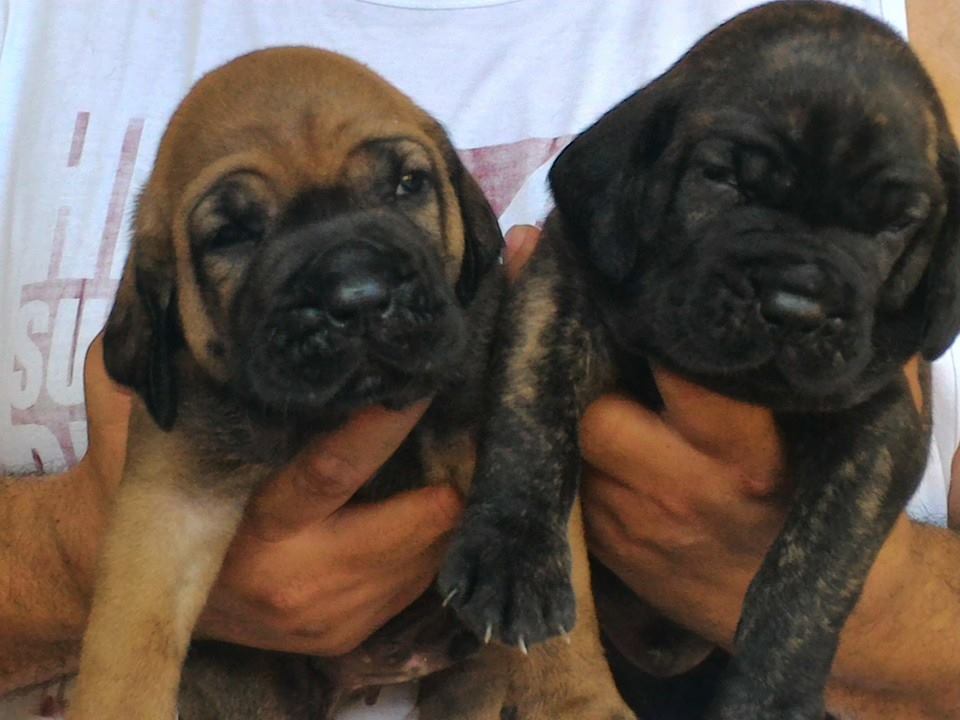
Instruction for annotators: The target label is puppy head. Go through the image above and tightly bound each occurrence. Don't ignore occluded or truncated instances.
[551,1,960,408]
[103,48,502,429]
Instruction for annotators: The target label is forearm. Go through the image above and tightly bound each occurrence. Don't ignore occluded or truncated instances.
[0,466,101,694]
[825,517,960,718]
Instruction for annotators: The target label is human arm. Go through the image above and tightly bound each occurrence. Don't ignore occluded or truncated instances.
[0,335,458,694]
[581,364,960,719]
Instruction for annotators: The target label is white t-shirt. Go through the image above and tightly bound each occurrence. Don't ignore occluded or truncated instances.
[0,0,949,718]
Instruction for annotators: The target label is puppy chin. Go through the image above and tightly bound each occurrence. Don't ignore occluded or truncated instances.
[646,300,875,403]
[236,360,426,423]
[773,342,872,397]
[238,329,466,422]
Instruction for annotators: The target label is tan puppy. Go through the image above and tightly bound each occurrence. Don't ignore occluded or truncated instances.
[69,48,633,720]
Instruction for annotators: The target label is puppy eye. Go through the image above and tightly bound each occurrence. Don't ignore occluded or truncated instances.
[207,219,264,251]
[190,173,273,253]
[702,163,738,187]
[889,193,931,231]
[396,170,430,197]
[873,191,931,235]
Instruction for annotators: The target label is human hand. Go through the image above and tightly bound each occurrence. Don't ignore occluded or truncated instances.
[581,368,788,649]
[581,359,923,649]
[199,403,463,654]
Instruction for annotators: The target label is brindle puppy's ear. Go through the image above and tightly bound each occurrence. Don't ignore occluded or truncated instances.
[549,79,680,283]
[450,153,504,305]
[102,197,181,430]
[921,130,960,359]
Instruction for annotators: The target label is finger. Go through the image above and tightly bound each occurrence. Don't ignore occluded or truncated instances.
[904,355,923,413]
[580,393,717,485]
[363,562,442,635]
[294,560,441,656]
[330,485,463,567]
[82,333,133,425]
[226,544,443,655]
[504,224,541,282]
[581,468,645,557]
[583,391,784,499]
[80,332,133,494]
[652,365,780,467]
[246,400,430,540]
[203,539,439,653]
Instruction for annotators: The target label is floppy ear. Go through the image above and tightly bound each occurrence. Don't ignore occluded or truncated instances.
[549,79,680,283]
[102,202,182,430]
[920,132,960,360]
[447,150,504,305]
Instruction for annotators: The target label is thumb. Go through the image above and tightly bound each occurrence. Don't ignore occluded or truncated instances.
[245,400,430,541]
[330,485,464,564]
[504,224,541,282]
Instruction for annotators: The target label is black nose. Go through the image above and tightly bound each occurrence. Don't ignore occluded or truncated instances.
[758,263,829,329]
[317,244,399,323]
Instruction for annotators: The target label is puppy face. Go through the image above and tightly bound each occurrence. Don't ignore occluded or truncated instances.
[103,48,502,428]
[551,2,960,409]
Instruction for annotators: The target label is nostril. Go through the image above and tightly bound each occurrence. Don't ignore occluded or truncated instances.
[324,275,392,322]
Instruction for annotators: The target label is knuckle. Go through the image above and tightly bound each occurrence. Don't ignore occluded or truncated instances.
[736,467,782,498]
[319,628,365,656]
[652,491,698,528]
[607,514,648,554]
[298,453,366,499]
[586,503,637,560]
[427,488,463,531]
[249,581,311,619]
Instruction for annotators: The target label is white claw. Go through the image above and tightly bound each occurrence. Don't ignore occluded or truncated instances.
[442,588,458,607]
[484,624,493,645]
[518,637,528,655]
[560,631,572,645]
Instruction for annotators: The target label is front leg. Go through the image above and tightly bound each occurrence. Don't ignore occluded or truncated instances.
[69,411,267,720]
[438,230,605,649]
[709,379,929,720]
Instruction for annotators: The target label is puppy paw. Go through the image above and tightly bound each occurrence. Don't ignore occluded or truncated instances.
[437,514,575,649]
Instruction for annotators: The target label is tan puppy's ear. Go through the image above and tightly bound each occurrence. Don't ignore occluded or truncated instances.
[425,123,503,304]
[103,195,181,430]
[453,162,504,305]
[921,129,960,359]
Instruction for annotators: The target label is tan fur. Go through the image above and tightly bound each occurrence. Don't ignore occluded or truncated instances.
[419,430,477,496]
[71,407,262,718]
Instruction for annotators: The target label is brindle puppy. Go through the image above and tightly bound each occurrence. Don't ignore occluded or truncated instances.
[441,3,960,719]
[69,48,633,720]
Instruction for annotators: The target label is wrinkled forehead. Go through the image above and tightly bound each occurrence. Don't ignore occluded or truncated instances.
[681,39,941,175]
[150,47,438,197]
